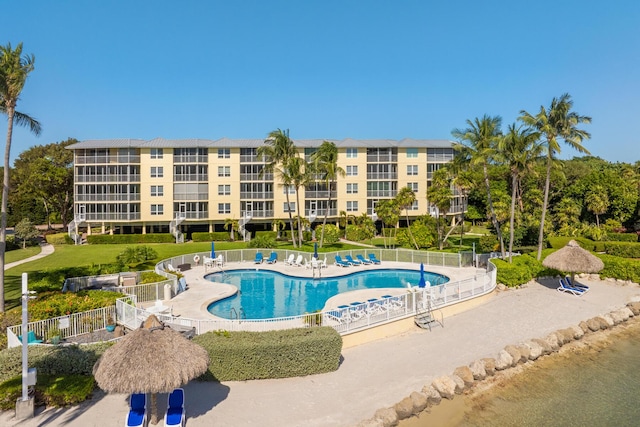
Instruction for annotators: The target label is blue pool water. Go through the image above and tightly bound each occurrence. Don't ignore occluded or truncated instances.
[206,269,449,319]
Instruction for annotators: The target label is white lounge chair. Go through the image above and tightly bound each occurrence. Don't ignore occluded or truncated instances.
[293,254,303,267]
[284,254,295,265]
[216,255,224,267]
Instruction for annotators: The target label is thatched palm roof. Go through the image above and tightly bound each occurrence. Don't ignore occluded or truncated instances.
[93,317,209,394]
[542,240,604,273]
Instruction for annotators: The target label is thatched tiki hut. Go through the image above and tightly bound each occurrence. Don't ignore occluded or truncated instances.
[542,240,605,284]
[93,315,209,425]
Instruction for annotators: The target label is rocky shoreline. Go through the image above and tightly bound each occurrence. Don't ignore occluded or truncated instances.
[355,299,640,427]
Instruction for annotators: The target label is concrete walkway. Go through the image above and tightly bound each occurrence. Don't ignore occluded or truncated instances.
[2,274,639,426]
[4,243,55,270]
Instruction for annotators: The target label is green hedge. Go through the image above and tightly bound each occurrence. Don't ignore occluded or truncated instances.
[0,374,95,410]
[0,342,112,383]
[254,231,277,239]
[87,234,174,244]
[28,291,120,321]
[598,254,640,282]
[193,327,342,381]
[45,233,74,245]
[603,241,640,258]
[192,231,236,242]
[493,250,560,287]
[604,232,638,242]
[547,236,605,252]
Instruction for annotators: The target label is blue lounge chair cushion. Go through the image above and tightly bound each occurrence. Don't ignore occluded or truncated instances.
[127,393,146,427]
[368,254,381,264]
[266,252,277,264]
[357,254,372,264]
[165,407,183,426]
[18,330,43,345]
[254,253,263,263]
[345,255,362,265]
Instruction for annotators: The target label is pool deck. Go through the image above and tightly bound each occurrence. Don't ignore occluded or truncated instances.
[151,260,485,319]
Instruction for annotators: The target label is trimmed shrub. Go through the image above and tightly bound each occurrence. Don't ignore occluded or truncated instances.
[194,327,342,381]
[87,234,174,244]
[28,291,121,320]
[254,231,277,240]
[605,232,638,243]
[0,342,112,383]
[192,231,233,242]
[45,233,74,245]
[598,254,640,283]
[316,224,341,245]
[547,236,605,252]
[603,242,640,258]
[478,234,499,253]
[0,374,95,409]
[493,250,560,287]
[247,235,276,249]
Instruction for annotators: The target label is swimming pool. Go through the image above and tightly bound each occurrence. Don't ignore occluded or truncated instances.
[206,269,449,319]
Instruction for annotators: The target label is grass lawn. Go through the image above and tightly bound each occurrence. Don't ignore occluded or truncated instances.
[2,240,367,310]
[5,246,41,264]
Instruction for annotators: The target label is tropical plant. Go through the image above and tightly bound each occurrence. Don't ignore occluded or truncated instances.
[0,42,41,312]
[374,199,399,248]
[224,218,239,241]
[520,93,592,260]
[14,218,39,249]
[498,123,542,262]
[452,115,506,257]
[395,186,419,250]
[271,218,285,239]
[258,128,298,247]
[310,141,345,248]
[428,169,453,250]
[585,185,609,228]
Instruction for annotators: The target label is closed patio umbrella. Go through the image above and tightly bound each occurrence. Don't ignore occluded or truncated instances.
[93,315,209,425]
[314,242,318,259]
[418,263,427,288]
[211,241,215,259]
[542,240,604,285]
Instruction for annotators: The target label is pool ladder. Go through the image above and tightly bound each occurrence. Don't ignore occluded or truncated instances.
[230,307,246,320]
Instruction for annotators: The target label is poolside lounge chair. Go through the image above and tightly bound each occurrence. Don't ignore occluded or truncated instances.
[334,255,351,267]
[265,252,277,264]
[368,253,381,264]
[356,254,373,265]
[320,257,328,268]
[126,393,147,427]
[164,388,185,427]
[345,254,362,266]
[18,330,43,345]
[293,254,304,267]
[565,276,589,290]
[557,279,587,296]
[216,255,224,267]
[254,252,263,264]
[284,254,295,265]
[203,256,214,269]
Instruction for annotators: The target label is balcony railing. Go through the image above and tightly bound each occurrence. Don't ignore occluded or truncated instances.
[242,210,274,218]
[173,155,208,163]
[367,190,397,198]
[174,174,208,182]
[183,211,209,219]
[76,175,141,183]
[85,213,141,221]
[304,190,337,199]
[240,192,274,200]
[240,154,268,163]
[75,155,141,164]
[305,208,337,217]
[174,193,209,201]
[75,194,141,202]
[366,172,397,180]
[239,173,273,181]
[367,154,397,162]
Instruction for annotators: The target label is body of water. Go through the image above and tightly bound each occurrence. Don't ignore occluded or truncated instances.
[206,268,448,319]
[403,320,640,426]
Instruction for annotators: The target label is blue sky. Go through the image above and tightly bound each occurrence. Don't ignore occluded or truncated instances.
[2,1,639,163]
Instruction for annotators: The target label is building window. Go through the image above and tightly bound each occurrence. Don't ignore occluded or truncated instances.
[410,200,419,210]
[346,148,358,158]
[284,202,296,212]
[346,201,358,212]
[407,165,418,176]
[407,182,418,192]
[150,148,163,159]
[218,166,230,177]
[406,148,418,158]
[283,185,295,195]
[151,166,163,178]
[218,184,231,196]
[151,185,164,197]
[346,183,358,194]
[346,165,358,176]
[218,203,231,214]
[151,204,164,215]
[218,148,230,159]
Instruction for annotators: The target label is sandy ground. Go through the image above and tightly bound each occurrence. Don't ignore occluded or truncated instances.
[2,276,639,427]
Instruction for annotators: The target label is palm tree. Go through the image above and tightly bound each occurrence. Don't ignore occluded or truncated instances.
[287,156,313,247]
[0,42,40,312]
[258,129,298,247]
[520,94,591,260]
[223,218,239,241]
[585,185,609,228]
[395,186,419,250]
[272,218,285,239]
[375,199,399,248]
[498,123,542,262]
[310,141,345,248]
[452,115,506,257]
[428,169,453,250]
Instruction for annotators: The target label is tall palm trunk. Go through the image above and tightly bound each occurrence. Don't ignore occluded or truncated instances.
[319,180,333,248]
[285,191,296,248]
[509,172,518,263]
[483,163,505,256]
[0,106,14,312]
[405,210,419,250]
[295,191,303,247]
[537,155,552,260]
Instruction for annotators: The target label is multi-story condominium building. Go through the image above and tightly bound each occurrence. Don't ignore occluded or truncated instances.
[67,138,466,242]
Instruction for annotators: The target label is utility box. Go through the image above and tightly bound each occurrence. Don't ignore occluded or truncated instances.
[27,368,36,386]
